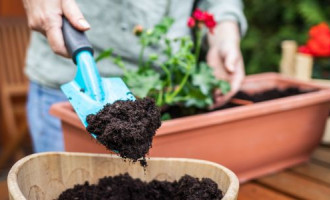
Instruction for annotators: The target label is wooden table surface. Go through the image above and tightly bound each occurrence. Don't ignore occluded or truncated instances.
[238,146,330,200]
[1,146,329,200]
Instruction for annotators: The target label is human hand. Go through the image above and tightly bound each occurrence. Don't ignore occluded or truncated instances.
[23,0,90,57]
[207,21,245,108]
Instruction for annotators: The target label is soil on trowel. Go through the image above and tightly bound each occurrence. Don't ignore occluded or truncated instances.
[86,98,161,167]
[57,173,223,200]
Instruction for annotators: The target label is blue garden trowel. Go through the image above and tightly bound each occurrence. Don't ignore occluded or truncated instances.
[61,17,135,139]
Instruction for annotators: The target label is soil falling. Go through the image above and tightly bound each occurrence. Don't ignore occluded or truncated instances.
[57,173,223,200]
[86,98,161,166]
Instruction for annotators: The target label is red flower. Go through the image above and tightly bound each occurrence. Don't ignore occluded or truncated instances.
[307,38,330,57]
[187,17,196,28]
[204,12,216,33]
[298,45,313,55]
[306,23,330,57]
[309,22,330,38]
[188,8,217,34]
[193,9,205,21]
[300,23,330,57]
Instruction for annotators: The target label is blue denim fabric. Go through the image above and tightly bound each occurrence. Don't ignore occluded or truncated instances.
[27,82,67,152]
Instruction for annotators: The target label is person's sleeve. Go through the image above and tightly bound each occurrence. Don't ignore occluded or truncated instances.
[199,0,248,37]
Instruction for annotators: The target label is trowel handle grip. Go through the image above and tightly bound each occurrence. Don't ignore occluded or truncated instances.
[62,17,93,63]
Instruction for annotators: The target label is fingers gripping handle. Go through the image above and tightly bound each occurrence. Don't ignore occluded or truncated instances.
[62,17,93,63]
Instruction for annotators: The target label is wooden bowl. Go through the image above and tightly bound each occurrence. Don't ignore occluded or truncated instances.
[7,152,239,200]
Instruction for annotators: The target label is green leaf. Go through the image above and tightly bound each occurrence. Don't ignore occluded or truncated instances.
[161,113,171,121]
[138,17,174,47]
[124,69,161,98]
[148,53,159,61]
[192,63,217,95]
[161,17,175,28]
[113,57,125,70]
[95,48,113,62]
[183,86,211,108]
[218,81,231,95]
[298,0,326,25]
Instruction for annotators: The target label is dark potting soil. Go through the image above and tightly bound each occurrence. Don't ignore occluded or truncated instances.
[86,98,161,167]
[233,87,313,103]
[57,173,223,200]
[163,87,314,119]
[163,102,240,119]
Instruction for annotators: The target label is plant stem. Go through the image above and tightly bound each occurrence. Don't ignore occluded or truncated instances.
[156,89,163,107]
[139,46,146,67]
[194,28,202,64]
[166,64,192,103]
[160,64,172,90]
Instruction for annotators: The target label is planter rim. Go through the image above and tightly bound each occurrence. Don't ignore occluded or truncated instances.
[50,73,330,136]
[7,152,239,200]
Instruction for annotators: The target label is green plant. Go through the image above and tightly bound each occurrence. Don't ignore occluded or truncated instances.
[241,0,330,74]
[97,16,230,115]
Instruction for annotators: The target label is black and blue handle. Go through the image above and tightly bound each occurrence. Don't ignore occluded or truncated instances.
[62,17,94,63]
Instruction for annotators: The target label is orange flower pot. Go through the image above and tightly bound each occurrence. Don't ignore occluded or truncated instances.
[50,73,330,182]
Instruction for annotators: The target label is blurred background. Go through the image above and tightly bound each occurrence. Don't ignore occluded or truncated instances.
[0,0,329,198]
[242,0,330,74]
[1,0,330,73]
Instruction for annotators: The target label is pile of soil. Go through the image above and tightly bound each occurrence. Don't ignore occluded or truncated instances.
[86,98,161,166]
[57,173,223,200]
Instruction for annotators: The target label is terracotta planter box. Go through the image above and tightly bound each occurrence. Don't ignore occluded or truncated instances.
[312,79,330,145]
[50,73,330,182]
[8,152,239,200]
